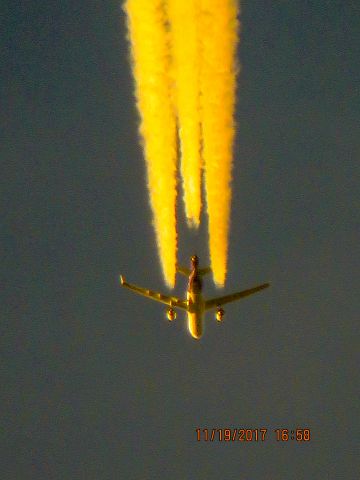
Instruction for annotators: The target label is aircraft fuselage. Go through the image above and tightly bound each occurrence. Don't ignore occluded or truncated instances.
[186,259,205,339]
[187,291,205,339]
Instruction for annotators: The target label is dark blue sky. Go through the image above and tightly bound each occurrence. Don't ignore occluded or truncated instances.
[2,1,359,478]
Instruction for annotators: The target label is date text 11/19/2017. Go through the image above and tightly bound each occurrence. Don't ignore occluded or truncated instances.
[195,428,311,442]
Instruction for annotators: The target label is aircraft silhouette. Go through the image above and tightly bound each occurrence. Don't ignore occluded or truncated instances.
[120,255,269,340]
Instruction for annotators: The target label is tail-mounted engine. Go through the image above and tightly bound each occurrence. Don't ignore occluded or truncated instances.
[216,307,225,322]
[167,308,176,321]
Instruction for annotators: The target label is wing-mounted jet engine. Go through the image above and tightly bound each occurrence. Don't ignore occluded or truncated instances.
[167,308,176,321]
[216,307,225,322]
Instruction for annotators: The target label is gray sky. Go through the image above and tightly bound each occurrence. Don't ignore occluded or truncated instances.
[2,1,359,478]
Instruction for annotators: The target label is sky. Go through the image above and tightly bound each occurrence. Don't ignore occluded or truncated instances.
[2,1,359,478]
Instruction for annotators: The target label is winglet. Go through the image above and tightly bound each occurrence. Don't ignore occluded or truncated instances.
[120,275,126,286]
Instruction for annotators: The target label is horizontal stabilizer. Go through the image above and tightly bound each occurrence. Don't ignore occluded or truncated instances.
[199,267,212,276]
[177,265,212,276]
[176,265,191,276]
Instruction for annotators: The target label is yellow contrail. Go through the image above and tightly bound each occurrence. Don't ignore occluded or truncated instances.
[124,0,239,288]
[124,0,177,287]
[198,0,239,286]
[168,0,202,227]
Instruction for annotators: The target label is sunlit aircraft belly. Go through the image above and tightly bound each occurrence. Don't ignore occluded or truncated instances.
[187,292,205,339]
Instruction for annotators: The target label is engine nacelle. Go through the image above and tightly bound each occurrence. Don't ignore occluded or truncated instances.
[216,307,225,322]
[167,308,176,321]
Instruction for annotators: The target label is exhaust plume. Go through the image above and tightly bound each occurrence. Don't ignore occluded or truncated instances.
[124,0,178,287]
[199,0,239,286]
[124,0,239,287]
[168,0,202,227]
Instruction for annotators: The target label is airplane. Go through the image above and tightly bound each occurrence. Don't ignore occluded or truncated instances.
[119,255,269,340]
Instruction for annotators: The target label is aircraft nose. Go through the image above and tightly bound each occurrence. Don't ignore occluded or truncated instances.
[191,332,202,340]
[188,317,203,340]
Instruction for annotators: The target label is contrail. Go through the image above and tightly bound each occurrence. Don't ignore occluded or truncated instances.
[199,0,239,286]
[168,0,202,227]
[124,0,239,288]
[124,0,178,287]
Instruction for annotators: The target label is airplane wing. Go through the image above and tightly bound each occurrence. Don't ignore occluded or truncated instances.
[120,276,188,311]
[205,283,270,310]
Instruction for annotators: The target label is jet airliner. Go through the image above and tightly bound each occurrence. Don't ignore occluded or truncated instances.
[120,255,269,340]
